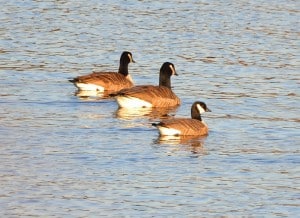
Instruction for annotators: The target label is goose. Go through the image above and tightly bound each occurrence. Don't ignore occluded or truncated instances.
[152,101,211,136]
[69,51,135,92]
[111,62,180,108]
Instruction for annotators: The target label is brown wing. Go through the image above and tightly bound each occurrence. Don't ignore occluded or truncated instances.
[118,85,180,107]
[160,118,208,136]
[74,72,133,91]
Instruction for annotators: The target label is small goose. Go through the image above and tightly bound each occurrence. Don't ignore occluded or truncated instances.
[152,101,211,136]
[112,62,180,108]
[69,51,135,92]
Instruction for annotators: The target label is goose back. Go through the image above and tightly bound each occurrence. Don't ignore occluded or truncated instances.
[72,72,133,91]
[116,85,180,107]
[155,118,208,136]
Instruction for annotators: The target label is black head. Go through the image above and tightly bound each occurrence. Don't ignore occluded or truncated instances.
[118,51,135,76]
[120,51,135,64]
[191,101,211,120]
[159,62,178,88]
[160,62,178,77]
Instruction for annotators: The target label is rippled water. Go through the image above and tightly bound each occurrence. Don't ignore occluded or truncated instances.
[1,0,299,216]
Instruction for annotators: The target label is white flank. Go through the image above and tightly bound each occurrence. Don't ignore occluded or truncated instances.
[157,126,181,136]
[75,83,105,92]
[116,96,152,108]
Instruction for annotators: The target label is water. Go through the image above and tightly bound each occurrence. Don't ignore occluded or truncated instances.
[1,0,299,216]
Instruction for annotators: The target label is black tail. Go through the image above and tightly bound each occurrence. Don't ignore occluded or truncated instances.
[109,92,118,97]
[68,78,78,83]
[109,91,126,97]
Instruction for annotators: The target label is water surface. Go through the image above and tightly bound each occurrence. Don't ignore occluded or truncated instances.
[1,0,299,217]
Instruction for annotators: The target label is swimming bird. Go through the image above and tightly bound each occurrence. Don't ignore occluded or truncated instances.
[111,62,180,108]
[152,101,211,136]
[69,51,135,92]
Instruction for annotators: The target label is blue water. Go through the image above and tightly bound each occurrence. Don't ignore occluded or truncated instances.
[1,0,299,216]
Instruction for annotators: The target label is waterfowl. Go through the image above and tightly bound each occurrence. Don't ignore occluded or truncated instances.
[152,101,211,136]
[69,51,135,92]
[112,62,180,108]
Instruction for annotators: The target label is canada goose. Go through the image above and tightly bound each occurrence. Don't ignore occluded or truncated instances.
[152,101,211,136]
[111,62,180,108]
[69,51,135,92]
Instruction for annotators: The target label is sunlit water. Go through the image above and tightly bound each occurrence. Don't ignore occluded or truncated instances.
[1,0,299,216]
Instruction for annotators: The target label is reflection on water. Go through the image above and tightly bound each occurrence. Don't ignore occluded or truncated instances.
[156,135,207,145]
[115,106,179,120]
[74,90,119,100]
[155,135,207,154]
[74,90,106,100]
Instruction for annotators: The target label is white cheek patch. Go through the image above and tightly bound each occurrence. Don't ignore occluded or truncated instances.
[196,104,206,114]
[128,54,133,63]
[169,64,176,75]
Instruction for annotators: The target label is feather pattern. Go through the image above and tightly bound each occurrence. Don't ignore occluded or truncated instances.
[71,72,133,91]
[116,85,180,107]
[156,118,208,136]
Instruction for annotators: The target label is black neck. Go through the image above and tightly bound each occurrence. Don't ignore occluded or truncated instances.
[118,65,129,76]
[159,71,171,88]
[191,105,202,120]
[118,57,130,76]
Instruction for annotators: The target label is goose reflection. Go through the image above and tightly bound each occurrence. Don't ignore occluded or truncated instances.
[154,135,207,154]
[115,106,179,120]
[74,90,112,100]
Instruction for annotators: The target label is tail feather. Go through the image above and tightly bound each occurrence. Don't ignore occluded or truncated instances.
[109,92,119,97]
[109,91,127,97]
[68,78,77,83]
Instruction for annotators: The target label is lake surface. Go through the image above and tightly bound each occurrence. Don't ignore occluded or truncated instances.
[1,0,299,217]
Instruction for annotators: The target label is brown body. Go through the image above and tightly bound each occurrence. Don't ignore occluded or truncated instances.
[116,85,180,107]
[157,118,208,136]
[72,72,133,91]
